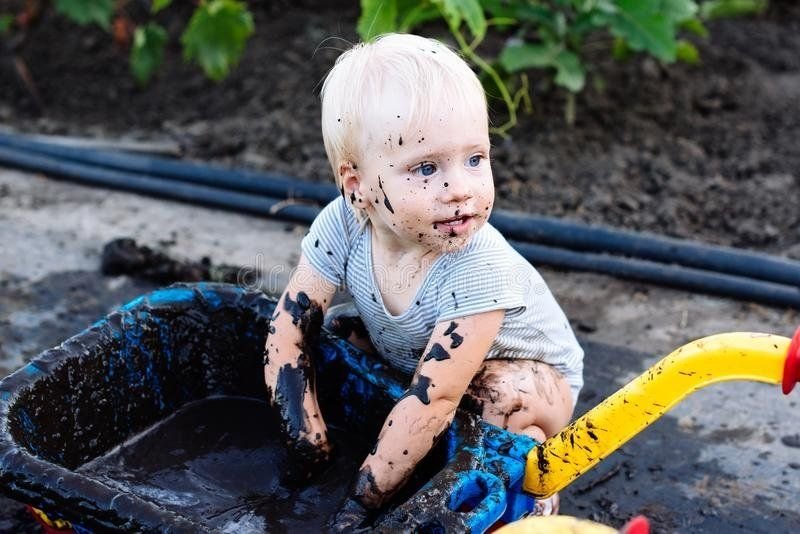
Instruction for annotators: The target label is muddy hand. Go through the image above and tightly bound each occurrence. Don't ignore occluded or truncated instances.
[325,495,372,533]
[282,432,333,486]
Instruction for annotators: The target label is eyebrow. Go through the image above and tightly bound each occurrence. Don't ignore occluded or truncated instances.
[400,143,489,165]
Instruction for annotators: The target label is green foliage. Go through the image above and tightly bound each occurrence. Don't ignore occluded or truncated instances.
[676,39,700,64]
[358,0,769,133]
[54,0,114,29]
[0,14,13,35]
[151,0,174,15]
[181,0,255,82]
[358,0,398,39]
[131,23,168,86]
[700,0,768,19]
[26,0,255,85]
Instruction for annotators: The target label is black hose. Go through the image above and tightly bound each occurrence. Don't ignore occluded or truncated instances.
[511,242,800,309]
[0,146,320,224]
[491,212,800,288]
[0,131,340,204]
[2,131,798,288]
[1,143,798,309]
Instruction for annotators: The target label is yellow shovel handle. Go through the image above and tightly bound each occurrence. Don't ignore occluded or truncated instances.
[524,330,800,497]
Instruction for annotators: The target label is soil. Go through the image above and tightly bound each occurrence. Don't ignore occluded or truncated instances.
[3,172,800,533]
[2,0,800,254]
[2,0,800,532]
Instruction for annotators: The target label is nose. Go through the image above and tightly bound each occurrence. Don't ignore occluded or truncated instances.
[439,168,473,204]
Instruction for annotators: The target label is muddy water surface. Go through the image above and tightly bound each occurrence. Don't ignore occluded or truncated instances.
[77,396,367,532]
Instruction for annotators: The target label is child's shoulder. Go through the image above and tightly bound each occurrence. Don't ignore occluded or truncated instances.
[314,196,363,245]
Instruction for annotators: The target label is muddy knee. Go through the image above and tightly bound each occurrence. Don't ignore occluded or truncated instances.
[463,361,527,427]
[464,360,573,438]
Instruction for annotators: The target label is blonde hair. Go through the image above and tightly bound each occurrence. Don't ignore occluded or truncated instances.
[320,33,487,223]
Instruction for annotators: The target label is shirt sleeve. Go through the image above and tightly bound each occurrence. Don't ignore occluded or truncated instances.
[300,197,353,287]
[436,251,528,322]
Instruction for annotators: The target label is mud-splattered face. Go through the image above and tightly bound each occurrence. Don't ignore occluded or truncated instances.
[350,93,493,254]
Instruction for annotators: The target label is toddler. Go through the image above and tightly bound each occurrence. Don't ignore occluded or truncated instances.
[263,33,584,529]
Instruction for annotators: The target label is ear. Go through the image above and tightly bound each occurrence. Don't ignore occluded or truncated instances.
[339,161,367,207]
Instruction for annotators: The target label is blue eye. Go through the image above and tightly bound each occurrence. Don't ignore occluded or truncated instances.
[414,163,437,176]
[468,155,482,167]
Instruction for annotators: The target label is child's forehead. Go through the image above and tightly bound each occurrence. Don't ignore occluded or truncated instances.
[359,91,488,156]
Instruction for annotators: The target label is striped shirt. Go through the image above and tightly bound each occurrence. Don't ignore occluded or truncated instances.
[301,197,584,402]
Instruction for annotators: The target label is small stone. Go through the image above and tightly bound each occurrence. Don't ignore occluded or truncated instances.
[780,434,800,448]
[576,320,597,333]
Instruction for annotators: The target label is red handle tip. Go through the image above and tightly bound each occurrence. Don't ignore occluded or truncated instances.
[621,515,650,534]
[782,327,800,395]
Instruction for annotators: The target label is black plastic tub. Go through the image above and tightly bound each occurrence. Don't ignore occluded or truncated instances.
[0,284,539,532]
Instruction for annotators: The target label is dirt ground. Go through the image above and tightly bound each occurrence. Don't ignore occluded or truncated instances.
[1,0,800,531]
[2,170,799,532]
[2,0,800,251]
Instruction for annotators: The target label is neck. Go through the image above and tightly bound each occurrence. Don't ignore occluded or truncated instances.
[371,223,439,264]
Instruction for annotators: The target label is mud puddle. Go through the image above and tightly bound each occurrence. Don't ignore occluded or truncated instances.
[77,396,368,532]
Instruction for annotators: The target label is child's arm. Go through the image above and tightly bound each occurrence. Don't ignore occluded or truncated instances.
[264,253,337,480]
[331,309,505,525]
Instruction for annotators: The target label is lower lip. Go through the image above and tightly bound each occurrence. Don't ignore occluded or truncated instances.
[436,216,473,236]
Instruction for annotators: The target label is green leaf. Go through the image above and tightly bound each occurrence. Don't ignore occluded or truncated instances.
[675,38,700,63]
[593,0,620,15]
[397,3,441,32]
[571,11,611,36]
[681,17,709,37]
[0,14,13,35]
[131,23,167,86]
[181,0,254,82]
[514,4,558,27]
[553,50,585,92]
[481,0,517,19]
[152,0,173,15]
[660,0,699,23]
[699,0,768,20]
[499,41,563,72]
[605,0,677,62]
[457,0,487,40]
[498,41,585,92]
[431,0,461,32]
[55,0,114,28]
[358,0,398,40]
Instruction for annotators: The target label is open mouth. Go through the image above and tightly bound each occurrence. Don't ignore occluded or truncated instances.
[439,216,471,227]
[434,215,474,235]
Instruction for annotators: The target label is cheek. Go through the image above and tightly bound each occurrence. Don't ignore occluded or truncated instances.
[480,176,495,201]
[397,194,434,225]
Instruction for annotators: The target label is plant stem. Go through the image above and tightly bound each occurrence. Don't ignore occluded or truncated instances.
[451,27,517,137]
[565,92,576,126]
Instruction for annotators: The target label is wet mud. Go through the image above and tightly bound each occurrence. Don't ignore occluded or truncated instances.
[77,396,368,532]
[399,374,433,405]
[269,291,329,481]
[377,176,394,214]
[423,343,451,362]
[2,271,800,530]
[101,237,244,285]
[444,321,464,348]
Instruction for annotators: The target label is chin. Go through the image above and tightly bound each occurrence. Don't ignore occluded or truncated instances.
[430,234,472,254]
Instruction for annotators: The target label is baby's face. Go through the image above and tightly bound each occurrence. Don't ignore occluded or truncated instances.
[354,100,493,254]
